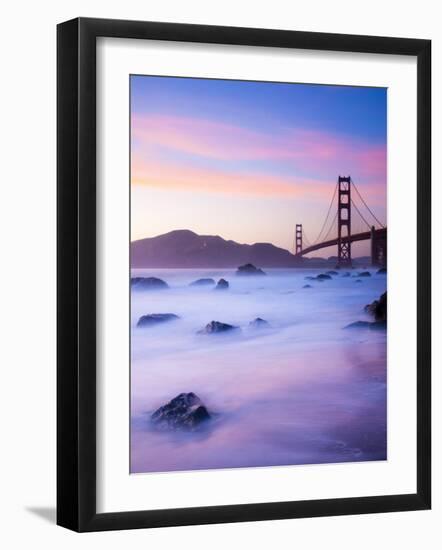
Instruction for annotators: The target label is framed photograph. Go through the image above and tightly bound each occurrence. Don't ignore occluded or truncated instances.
[57,17,431,532]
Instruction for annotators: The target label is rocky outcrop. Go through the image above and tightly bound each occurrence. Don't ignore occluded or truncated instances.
[344,291,387,331]
[344,320,386,330]
[150,392,211,431]
[136,313,179,328]
[236,263,266,276]
[189,278,216,287]
[364,292,387,323]
[131,277,169,290]
[198,320,239,334]
[214,278,229,290]
[249,317,269,328]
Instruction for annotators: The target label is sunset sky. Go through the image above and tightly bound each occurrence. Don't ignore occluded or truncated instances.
[130,76,386,256]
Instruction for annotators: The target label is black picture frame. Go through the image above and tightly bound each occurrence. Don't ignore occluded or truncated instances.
[57,17,431,532]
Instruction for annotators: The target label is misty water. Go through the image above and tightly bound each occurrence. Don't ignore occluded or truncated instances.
[130,268,387,474]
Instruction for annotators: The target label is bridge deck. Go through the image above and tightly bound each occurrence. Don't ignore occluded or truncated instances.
[297,227,386,257]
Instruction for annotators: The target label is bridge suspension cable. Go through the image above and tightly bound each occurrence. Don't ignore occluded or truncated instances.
[322,211,338,242]
[351,180,385,228]
[302,230,313,248]
[350,198,372,231]
[312,181,338,244]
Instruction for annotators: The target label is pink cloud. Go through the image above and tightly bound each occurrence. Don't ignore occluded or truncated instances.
[131,153,334,200]
[131,113,386,183]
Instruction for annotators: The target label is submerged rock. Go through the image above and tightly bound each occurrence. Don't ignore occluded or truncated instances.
[236,263,266,276]
[249,317,269,328]
[137,313,179,328]
[151,392,211,431]
[316,273,332,281]
[303,284,312,288]
[198,320,239,334]
[131,277,169,290]
[364,292,387,322]
[357,271,372,277]
[377,267,387,274]
[214,278,229,290]
[355,279,362,283]
[189,278,215,287]
[344,320,386,330]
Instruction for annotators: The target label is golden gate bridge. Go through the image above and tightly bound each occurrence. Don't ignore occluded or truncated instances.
[293,176,387,267]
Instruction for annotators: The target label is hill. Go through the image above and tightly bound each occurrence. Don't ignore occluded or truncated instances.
[131,230,300,268]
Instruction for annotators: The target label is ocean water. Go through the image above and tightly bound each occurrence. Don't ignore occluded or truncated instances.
[130,268,387,474]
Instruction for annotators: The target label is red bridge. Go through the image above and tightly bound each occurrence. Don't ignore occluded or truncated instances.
[294,176,387,267]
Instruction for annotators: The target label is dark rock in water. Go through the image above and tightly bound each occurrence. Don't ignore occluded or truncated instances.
[151,392,211,431]
[214,278,229,290]
[198,320,239,334]
[236,263,266,276]
[345,291,387,331]
[249,317,269,328]
[344,321,372,329]
[131,277,169,290]
[357,271,371,277]
[377,267,387,274]
[303,284,312,289]
[305,276,315,281]
[316,273,332,281]
[341,272,351,278]
[364,292,387,322]
[137,313,179,328]
[355,279,362,283]
[326,270,338,276]
[189,278,215,287]
[344,320,386,331]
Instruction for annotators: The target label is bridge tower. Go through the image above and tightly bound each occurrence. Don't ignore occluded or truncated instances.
[295,224,302,255]
[337,176,352,267]
[370,225,387,267]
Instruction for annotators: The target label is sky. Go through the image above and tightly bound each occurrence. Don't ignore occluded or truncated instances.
[130,75,386,257]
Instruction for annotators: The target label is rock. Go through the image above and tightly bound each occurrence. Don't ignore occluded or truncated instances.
[377,267,387,274]
[198,320,239,334]
[151,392,211,431]
[364,292,387,322]
[355,279,362,283]
[341,272,351,277]
[326,270,338,276]
[236,263,266,276]
[249,317,269,328]
[344,320,386,330]
[136,313,179,328]
[131,277,168,290]
[316,273,332,281]
[214,278,229,290]
[344,321,372,329]
[189,278,215,287]
[357,271,371,277]
[303,284,312,288]
[304,276,315,281]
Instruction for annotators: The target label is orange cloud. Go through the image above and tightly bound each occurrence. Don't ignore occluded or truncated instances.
[131,154,333,200]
